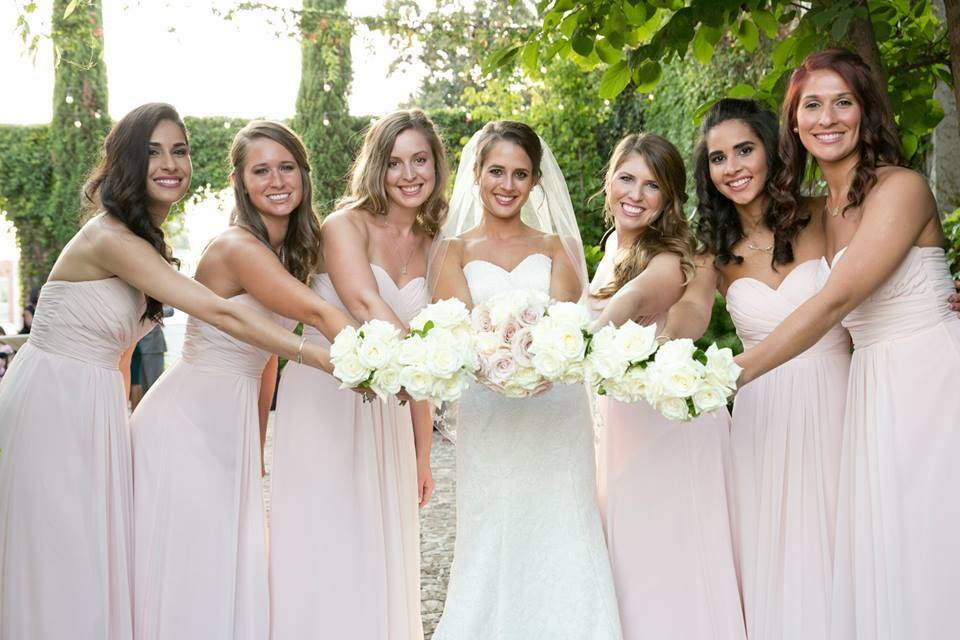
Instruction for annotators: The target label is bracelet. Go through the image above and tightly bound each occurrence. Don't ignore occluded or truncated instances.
[296,335,307,365]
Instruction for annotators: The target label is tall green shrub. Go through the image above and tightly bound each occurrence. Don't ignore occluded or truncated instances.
[294,0,354,214]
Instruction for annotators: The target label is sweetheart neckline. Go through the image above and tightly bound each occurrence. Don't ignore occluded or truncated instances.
[824,245,945,270]
[725,259,822,296]
[368,263,427,291]
[462,253,552,275]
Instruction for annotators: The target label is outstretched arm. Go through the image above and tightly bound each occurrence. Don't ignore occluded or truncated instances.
[659,256,719,341]
[736,170,937,385]
[96,229,334,373]
[590,252,686,330]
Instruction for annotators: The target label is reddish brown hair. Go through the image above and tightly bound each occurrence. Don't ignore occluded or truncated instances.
[771,48,903,237]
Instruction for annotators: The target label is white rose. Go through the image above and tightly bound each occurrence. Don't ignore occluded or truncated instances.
[515,365,545,391]
[361,319,400,342]
[517,304,545,327]
[555,324,587,361]
[654,338,697,366]
[475,331,501,356]
[692,383,728,414]
[432,373,470,403]
[589,324,618,353]
[399,366,435,400]
[414,298,470,331]
[532,348,565,380]
[559,361,585,385]
[370,366,402,398]
[329,326,360,361]
[398,334,428,366]
[616,320,658,363]
[425,344,463,379]
[488,295,518,327]
[655,360,704,398]
[704,344,741,390]
[656,395,692,421]
[586,347,628,381]
[547,301,592,329]
[357,335,398,370]
[510,326,535,367]
[333,354,370,387]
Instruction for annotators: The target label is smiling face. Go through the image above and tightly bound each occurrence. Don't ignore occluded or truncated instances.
[145,119,191,213]
[795,68,862,164]
[384,128,436,212]
[240,136,303,219]
[705,118,768,208]
[478,140,535,220]
[607,151,663,237]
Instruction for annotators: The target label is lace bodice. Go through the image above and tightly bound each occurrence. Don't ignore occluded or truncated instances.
[462,253,552,304]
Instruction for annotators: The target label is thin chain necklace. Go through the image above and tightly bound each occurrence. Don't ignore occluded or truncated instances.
[825,189,848,217]
[381,220,418,276]
[743,221,773,254]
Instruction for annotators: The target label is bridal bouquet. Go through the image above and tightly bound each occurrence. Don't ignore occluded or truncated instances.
[528,300,593,384]
[586,321,741,421]
[397,298,478,403]
[471,289,553,398]
[330,319,404,400]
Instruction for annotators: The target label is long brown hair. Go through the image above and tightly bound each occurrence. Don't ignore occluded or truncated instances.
[473,120,543,180]
[337,109,449,236]
[772,48,903,235]
[595,133,696,299]
[229,120,321,282]
[83,102,185,323]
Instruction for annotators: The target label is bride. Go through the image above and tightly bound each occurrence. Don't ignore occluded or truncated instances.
[429,121,623,639]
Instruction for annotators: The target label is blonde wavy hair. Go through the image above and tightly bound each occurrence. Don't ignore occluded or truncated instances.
[337,109,449,236]
[229,120,322,282]
[594,132,697,299]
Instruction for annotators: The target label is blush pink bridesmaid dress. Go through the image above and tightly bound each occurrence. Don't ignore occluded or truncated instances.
[589,251,746,640]
[724,259,850,640]
[268,264,427,640]
[0,278,150,640]
[828,246,960,640]
[131,294,294,639]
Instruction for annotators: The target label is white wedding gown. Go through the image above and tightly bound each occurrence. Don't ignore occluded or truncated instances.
[433,253,623,640]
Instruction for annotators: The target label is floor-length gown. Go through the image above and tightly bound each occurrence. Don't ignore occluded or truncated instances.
[0,278,150,639]
[433,253,623,640]
[724,260,850,640]
[589,251,746,640]
[269,264,426,640]
[828,246,960,640]
[131,294,292,639]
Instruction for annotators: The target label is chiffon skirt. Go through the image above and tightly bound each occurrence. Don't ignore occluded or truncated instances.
[598,397,746,640]
[268,360,422,640]
[0,343,134,639]
[730,351,848,640]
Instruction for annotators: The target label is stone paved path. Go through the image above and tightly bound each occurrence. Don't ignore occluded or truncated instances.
[263,416,456,639]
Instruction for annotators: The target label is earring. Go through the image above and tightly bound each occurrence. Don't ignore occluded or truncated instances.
[792,127,799,133]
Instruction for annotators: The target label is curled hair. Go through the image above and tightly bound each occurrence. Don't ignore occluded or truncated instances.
[83,102,184,323]
[693,98,800,266]
[229,120,321,282]
[595,132,696,298]
[773,48,903,232]
[474,120,544,180]
[338,109,449,236]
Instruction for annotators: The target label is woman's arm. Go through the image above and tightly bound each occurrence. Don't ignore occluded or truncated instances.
[736,169,937,384]
[548,237,583,303]
[659,256,719,341]
[411,399,435,508]
[119,343,135,400]
[322,212,407,329]
[218,232,354,341]
[430,239,472,305]
[95,229,334,373]
[590,252,686,330]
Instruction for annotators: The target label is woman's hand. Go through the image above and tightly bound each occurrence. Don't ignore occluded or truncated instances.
[417,454,435,509]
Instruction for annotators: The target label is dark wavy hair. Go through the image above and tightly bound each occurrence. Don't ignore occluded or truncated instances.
[83,102,185,323]
[693,98,799,266]
[773,48,903,233]
[230,120,321,282]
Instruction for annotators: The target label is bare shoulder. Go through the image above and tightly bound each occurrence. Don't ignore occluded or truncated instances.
[322,207,369,238]
[868,166,935,216]
[649,250,683,270]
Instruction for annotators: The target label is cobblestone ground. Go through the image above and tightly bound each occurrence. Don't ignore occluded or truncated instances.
[263,416,456,639]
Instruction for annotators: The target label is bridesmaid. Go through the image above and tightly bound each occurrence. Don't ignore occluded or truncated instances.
[268,110,446,639]
[0,104,336,640]
[735,48,960,639]
[588,133,746,640]
[130,120,353,638]
[660,98,850,639]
